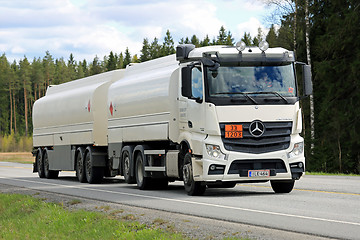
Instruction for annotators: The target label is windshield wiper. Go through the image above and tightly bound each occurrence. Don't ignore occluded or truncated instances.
[247,91,289,104]
[212,92,258,105]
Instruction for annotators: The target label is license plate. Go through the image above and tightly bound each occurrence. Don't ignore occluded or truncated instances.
[248,170,270,177]
[225,124,243,138]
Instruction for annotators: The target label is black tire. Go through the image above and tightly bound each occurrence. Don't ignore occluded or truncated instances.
[122,150,135,184]
[36,149,45,178]
[135,153,152,190]
[271,180,295,193]
[43,151,59,179]
[76,148,87,183]
[182,153,206,196]
[85,150,104,184]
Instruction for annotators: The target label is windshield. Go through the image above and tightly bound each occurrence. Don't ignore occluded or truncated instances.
[207,64,297,97]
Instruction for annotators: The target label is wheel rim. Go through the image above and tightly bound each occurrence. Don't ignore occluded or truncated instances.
[86,154,91,178]
[124,156,130,177]
[44,153,49,174]
[77,154,83,176]
[137,156,143,184]
[183,163,192,186]
[37,153,42,172]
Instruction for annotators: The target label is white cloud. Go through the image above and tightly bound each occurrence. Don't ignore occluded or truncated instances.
[0,0,272,62]
[236,17,267,39]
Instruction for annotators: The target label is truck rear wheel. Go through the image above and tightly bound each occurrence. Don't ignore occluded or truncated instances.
[36,149,45,178]
[85,150,104,184]
[76,148,87,183]
[43,150,59,179]
[270,180,295,193]
[122,150,135,184]
[135,153,152,190]
[183,153,206,196]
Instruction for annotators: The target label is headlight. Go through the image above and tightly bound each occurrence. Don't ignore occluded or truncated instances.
[206,144,226,159]
[287,142,304,158]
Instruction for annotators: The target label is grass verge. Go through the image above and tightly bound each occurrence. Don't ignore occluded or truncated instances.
[306,171,360,177]
[0,193,185,240]
[0,152,33,164]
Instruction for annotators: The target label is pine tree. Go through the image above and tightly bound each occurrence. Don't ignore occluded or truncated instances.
[106,51,117,71]
[190,35,200,47]
[162,30,175,55]
[140,38,151,62]
[42,51,55,94]
[201,35,211,46]
[149,37,162,60]
[241,32,253,46]
[123,47,131,68]
[216,26,228,45]
[266,25,278,47]
[68,53,77,80]
[225,31,234,46]
[0,54,10,134]
[90,56,102,75]
[19,57,32,136]
[117,53,124,69]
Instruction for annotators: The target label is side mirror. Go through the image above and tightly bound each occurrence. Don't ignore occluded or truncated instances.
[303,65,313,96]
[181,66,192,98]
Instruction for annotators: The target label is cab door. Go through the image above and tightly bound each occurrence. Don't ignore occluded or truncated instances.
[186,66,205,133]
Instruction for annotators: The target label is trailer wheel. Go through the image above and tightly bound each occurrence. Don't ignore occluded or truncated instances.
[85,150,104,184]
[43,150,59,179]
[36,149,45,178]
[135,153,152,190]
[76,148,87,183]
[182,153,206,196]
[122,150,135,184]
[270,180,295,193]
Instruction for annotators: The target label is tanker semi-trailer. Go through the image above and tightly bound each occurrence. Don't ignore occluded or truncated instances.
[33,41,312,196]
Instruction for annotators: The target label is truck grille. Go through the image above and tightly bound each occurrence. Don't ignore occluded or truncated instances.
[219,121,292,154]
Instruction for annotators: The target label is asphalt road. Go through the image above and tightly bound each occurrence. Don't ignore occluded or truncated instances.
[1,161,359,239]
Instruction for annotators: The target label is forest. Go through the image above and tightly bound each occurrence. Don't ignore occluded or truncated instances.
[0,0,359,174]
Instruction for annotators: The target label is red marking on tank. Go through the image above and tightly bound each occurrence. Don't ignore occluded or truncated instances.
[109,102,113,116]
[88,100,91,112]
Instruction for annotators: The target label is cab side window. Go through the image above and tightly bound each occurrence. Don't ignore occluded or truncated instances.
[191,67,203,99]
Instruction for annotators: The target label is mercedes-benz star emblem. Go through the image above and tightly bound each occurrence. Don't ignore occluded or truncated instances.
[249,120,265,137]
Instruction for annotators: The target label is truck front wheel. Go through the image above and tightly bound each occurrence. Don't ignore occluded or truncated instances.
[270,180,295,193]
[183,153,206,196]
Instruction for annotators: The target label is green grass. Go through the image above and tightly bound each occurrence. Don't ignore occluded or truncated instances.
[306,171,360,177]
[0,193,185,240]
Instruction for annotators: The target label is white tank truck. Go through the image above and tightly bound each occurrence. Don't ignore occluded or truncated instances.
[32,41,313,195]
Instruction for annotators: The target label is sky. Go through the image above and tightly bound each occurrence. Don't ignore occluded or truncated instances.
[0,0,275,63]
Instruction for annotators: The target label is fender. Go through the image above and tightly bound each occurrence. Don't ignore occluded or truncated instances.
[85,146,107,167]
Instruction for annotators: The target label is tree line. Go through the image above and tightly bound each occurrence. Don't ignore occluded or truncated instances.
[0,27,266,138]
[0,0,359,174]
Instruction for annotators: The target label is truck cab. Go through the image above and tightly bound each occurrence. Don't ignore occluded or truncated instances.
[176,42,312,195]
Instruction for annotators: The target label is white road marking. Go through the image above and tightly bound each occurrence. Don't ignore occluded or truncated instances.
[1,176,360,227]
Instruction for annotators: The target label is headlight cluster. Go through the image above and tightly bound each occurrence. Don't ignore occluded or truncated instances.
[206,144,226,159]
[288,142,304,158]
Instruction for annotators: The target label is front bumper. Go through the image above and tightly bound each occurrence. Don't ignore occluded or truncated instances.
[193,135,305,183]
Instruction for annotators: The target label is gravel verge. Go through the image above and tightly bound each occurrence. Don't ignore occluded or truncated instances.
[0,183,329,240]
